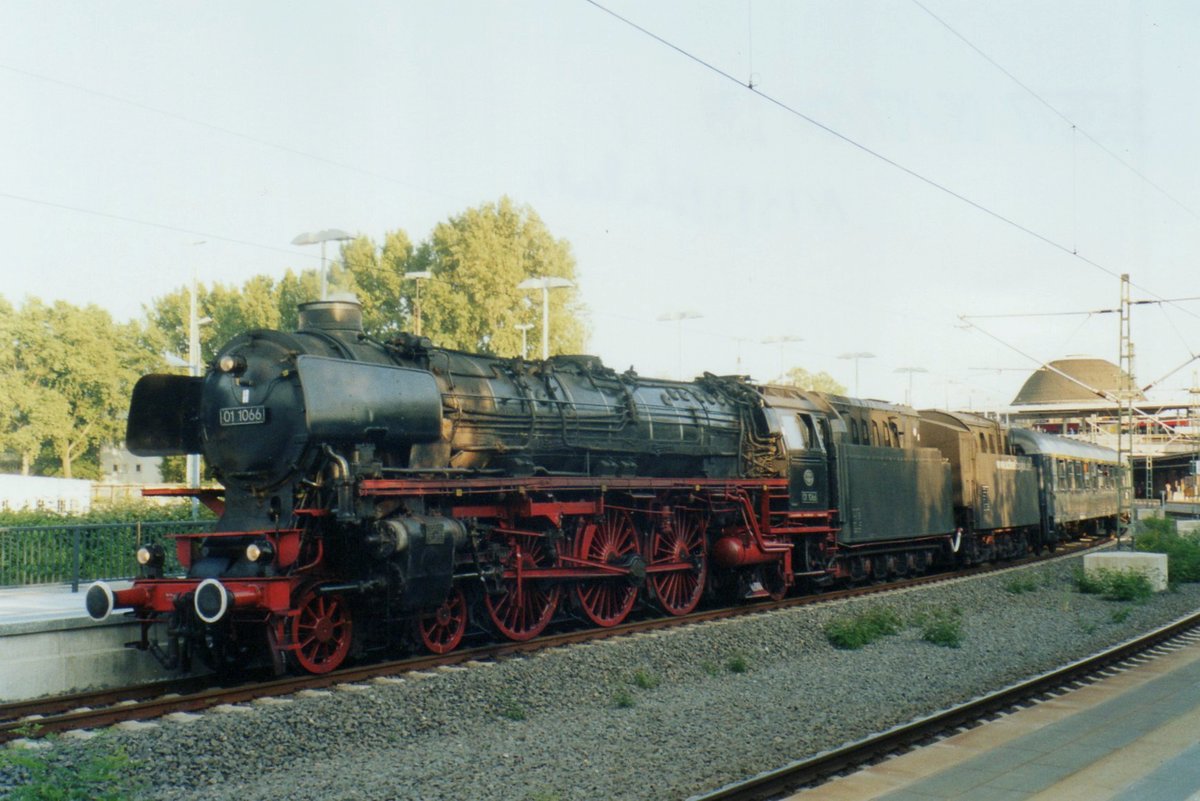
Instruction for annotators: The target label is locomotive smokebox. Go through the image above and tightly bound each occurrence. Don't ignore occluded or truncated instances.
[298,297,364,333]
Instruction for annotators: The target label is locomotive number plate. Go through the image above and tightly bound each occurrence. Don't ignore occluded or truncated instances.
[219,405,266,426]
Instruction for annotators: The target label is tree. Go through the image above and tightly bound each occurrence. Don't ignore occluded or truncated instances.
[776,367,847,395]
[420,197,586,356]
[339,230,416,337]
[1,298,163,478]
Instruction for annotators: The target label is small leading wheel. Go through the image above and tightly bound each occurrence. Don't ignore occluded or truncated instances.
[486,537,560,641]
[649,509,708,616]
[288,586,353,674]
[574,510,641,627]
[415,587,468,654]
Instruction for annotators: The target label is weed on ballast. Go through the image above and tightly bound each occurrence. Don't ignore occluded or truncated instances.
[612,687,636,709]
[1004,574,1041,594]
[725,653,750,674]
[824,607,903,650]
[700,659,719,677]
[0,734,144,801]
[1073,568,1153,603]
[631,668,661,690]
[496,695,527,721]
[1110,607,1132,624]
[916,606,964,648]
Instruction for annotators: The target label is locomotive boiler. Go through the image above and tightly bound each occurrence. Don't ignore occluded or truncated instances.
[87,298,1123,674]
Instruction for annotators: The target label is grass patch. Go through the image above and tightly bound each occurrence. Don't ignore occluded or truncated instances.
[612,686,636,709]
[0,736,143,801]
[497,696,526,721]
[1004,574,1040,594]
[917,607,964,648]
[1074,568,1153,602]
[631,668,661,690]
[725,654,750,674]
[1135,518,1200,583]
[1110,607,1132,624]
[700,659,719,677]
[824,607,903,650]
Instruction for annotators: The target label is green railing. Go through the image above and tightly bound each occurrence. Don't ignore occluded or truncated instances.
[0,520,213,590]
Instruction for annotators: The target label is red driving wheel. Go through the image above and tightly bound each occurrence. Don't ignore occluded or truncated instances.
[416,587,468,654]
[288,586,353,674]
[574,510,640,627]
[485,537,560,641]
[649,509,708,616]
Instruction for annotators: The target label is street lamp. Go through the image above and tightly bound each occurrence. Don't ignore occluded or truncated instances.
[838,352,876,396]
[187,241,211,519]
[515,323,534,359]
[657,310,703,379]
[894,366,928,406]
[291,228,354,300]
[517,276,574,360]
[762,335,803,382]
[404,270,432,335]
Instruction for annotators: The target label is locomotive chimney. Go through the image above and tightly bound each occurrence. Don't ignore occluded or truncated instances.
[298,296,364,333]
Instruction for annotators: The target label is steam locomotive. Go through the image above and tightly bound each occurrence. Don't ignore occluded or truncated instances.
[86,298,1124,674]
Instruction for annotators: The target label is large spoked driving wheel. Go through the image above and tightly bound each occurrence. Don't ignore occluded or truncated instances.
[649,509,708,616]
[287,586,353,674]
[574,510,641,627]
[486,538,560,641]
[415,587,468,654]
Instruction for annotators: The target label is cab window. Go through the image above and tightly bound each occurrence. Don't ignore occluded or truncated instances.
[778,413,806,450]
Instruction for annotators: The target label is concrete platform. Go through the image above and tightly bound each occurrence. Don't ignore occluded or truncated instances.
[788,629,1200,801]
[0,583,183,702]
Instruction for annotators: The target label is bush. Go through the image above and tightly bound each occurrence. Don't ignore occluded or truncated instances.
[1073,568,1153,602]
[824,607,902,650]
[1004,574,1040,594]
[0,500,214,528]
[1135,518,1200,583]
[0,736,143,801]
[917,607,964,648]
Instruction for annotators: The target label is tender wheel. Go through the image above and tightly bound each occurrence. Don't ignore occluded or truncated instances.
[649,509,708,616]
[486,537,560,641]
[288,587,353,674]
[574,510,641,627]
[415,587,468,654]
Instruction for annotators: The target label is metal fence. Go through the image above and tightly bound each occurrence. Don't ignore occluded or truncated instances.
[0,520,213,590]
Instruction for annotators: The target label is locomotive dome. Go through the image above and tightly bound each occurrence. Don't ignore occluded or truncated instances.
[1011,357,1143,406]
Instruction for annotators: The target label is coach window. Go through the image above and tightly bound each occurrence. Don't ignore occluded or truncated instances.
[889,422,902,448]
[849,419,860,444]
[871,421,880,446]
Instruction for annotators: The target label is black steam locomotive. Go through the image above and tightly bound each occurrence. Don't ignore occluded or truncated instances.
[86,299,1124,674]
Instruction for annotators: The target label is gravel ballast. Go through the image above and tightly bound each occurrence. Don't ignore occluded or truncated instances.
[6,551,1200,801]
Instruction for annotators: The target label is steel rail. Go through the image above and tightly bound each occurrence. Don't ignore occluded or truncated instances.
[0,537,1107,744]
[690,607,1200,801]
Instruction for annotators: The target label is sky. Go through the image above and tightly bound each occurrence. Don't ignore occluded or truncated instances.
[4,1,1200,411]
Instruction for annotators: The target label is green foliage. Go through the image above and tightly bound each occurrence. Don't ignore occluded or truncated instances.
[725,654,750,674]
[1135,518,1200,583]
[631,668,661,690]
[1004,574,1041,594]
[916,607,964,648]
[700,660,719,677]
[612,687,636,708]
[0,298,162,478]
[497,696,526,721]
[775,367,847,394]
[1110,607,1132,624]
[0,501,210,528]
[0,737,144,800]
[1073,568,1153,602]
[824,607,903,649]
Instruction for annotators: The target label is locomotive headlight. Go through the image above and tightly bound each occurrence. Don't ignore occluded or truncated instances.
[136,544,164,567]
[218,354,247,375]
[245,540,275,563]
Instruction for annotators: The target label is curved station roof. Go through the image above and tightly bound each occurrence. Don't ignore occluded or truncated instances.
[1011,358,1144,407]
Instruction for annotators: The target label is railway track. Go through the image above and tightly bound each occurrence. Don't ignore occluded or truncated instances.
[692,587,1200,801]
[0,536,1108,744]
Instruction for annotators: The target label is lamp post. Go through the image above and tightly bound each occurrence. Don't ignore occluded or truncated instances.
[515,323,534,359]
[404,270,432,335]
[657,310,703,379]
[894,366,928,406]
[762,335,803,382]
[291,229,353,300]
[838,352,876,396]
[517,276,574,360]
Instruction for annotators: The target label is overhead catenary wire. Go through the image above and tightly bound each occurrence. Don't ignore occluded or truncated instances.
[583,0,1200,328]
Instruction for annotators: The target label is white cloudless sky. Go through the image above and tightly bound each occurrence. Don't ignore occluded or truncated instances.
[3,1,1199,410]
